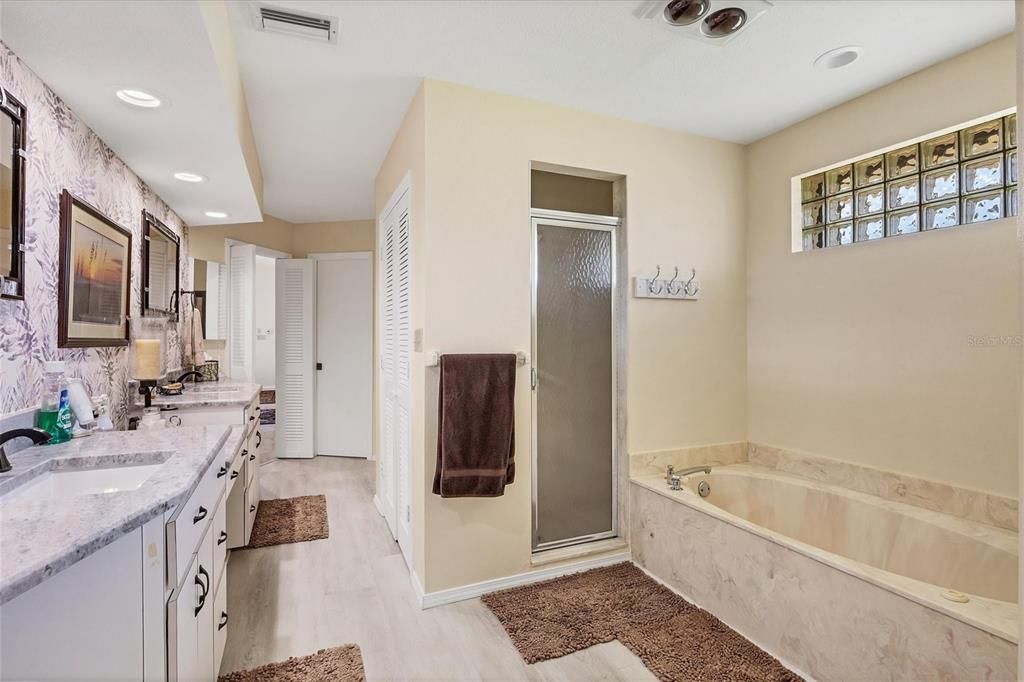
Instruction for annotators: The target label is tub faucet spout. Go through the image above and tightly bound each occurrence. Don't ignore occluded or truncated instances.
[666,465,711,491]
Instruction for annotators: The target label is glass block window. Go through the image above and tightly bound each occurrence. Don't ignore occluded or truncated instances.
[798,112,1017,251]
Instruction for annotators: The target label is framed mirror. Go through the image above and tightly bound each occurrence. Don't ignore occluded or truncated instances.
[191,257,227,340]
[0,87,27,300]
[141,211,180,318]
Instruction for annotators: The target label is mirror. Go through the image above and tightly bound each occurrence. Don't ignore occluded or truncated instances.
[141,211,180,317]
[191,258,226,340]
[0,87,27,300]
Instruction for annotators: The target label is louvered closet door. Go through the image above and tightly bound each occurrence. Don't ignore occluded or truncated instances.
[394,200,412,567]
[379,207,398,538]
[228,244,256,382]
[275,259,315,458]
[379,183,412,562]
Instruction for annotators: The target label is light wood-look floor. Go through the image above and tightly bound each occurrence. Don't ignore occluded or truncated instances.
[220,456,656,681]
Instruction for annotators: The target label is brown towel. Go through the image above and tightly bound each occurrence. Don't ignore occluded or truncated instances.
[433,353,516,498]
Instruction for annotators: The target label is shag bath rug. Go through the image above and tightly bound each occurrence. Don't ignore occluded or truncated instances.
[218,644,365,681]
[481,562,801,682]
[246,495,329,549]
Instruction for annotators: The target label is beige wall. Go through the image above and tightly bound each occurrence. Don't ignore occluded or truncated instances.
[390,80,747,593]
[746,35,1019,497]
[188,214,373,263]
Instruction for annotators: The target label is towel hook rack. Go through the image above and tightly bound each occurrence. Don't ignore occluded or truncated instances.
[649,265,663,294]
[426,351,528,368]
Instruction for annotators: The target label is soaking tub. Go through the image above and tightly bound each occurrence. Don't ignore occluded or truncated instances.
[630,464,1017,681]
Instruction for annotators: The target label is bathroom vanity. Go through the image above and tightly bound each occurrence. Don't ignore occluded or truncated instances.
[0,381,262,681]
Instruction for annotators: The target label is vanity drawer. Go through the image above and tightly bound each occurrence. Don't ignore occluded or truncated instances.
[166,458,222,590]
[245,435,258,488]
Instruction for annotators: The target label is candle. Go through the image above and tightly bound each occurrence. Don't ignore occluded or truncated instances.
[133,338,163,380]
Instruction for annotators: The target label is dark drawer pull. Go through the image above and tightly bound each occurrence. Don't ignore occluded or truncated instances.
[248,415,255,422]
[256,431,262,448]
[194,565,210,616]
[193,506,208,524]
[250,452,256,462]
[219,611,228,630]
[217,530,228,546]
[241,449,248,457]
[255,406,261,413]
[217,465,227,478]
[230,470,239,480]
[250,504,256,513]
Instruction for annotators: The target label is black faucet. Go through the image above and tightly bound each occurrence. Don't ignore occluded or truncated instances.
[0,428,52,473]
[175,370,204,384]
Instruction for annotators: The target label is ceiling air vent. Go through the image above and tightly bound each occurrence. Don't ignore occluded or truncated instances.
[251,4,339,44]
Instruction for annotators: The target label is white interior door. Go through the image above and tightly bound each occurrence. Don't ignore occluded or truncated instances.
[276,259,315,459]
[315,253,372,458]
[227,243,255,382]
[378,180,412,566]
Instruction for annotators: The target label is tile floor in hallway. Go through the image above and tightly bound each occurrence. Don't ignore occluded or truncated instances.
[220,456,656,681]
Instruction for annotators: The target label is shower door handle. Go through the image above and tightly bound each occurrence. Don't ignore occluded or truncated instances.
[531,367,537,390]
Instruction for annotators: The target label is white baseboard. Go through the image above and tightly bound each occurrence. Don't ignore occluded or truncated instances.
[418,550,631,609]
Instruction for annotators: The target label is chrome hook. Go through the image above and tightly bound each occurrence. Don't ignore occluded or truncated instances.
[649,265,662,294]
[666,266,680,295]
[683,268,698,296]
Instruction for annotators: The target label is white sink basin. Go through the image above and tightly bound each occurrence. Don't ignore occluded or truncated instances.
[6,463,163,502]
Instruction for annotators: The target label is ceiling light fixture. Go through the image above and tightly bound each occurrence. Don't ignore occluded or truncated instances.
[173,172,205,183]
[204,211,228,219]
[662,0,709,26]
[701,7,747,38]
[115,89,161,108]
[814,46,862,70]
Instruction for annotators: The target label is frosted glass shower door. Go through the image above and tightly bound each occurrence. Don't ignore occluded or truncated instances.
[531,213,617,552]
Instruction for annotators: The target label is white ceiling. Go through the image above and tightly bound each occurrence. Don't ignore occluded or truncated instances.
[1,1,1016,225]
[1,1,263,226]
[231,0,1014,223]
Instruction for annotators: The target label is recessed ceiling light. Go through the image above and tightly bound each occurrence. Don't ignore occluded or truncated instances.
[814,46,862,70]
[204,211,228,219]
[115,89,161,108]
[662,0,708,26]
[173,172,205,183]
[701,7,747,38]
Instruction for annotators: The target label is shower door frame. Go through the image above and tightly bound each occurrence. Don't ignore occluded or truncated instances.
[530,208,621,554]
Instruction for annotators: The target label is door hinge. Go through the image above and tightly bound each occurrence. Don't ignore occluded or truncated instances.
[531,367,537,390]
[406,505,410,523]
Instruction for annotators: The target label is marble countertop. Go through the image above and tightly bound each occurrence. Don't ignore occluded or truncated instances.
[134,379,261,409]
[0,425,244,605]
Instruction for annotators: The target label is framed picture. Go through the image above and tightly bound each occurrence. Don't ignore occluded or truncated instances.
[58,190,131,347]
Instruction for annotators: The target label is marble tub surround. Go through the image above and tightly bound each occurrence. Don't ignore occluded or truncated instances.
[630,481,1017,680]
[632,467,1017,642]
[629,441,746,478]
[0,425,241,604]
[749,442,1018,532]
[133,378,262,409]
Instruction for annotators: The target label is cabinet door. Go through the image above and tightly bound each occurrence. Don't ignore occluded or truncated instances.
[244,482,260,546]
[168,554,200,682]
[196,528,215,682]
[225,467,247,550]
[213,575,228,677]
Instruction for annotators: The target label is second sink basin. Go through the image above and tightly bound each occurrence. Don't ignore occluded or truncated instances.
[6,462,164,502]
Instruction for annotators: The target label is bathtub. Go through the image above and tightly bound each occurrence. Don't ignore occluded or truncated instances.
[630,464,1017,681]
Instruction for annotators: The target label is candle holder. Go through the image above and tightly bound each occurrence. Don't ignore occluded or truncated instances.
[130,317,167,409]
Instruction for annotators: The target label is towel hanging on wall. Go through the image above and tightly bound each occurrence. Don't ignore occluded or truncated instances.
[432,353,516,498]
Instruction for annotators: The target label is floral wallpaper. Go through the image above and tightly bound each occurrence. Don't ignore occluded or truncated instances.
[0,42,191,427]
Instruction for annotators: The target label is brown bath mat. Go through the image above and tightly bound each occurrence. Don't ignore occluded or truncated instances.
[482,562,800,682]
[246,495,329,549]
[218,644,365,681]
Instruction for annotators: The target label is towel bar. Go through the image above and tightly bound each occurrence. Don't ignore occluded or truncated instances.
[425,351,528,367]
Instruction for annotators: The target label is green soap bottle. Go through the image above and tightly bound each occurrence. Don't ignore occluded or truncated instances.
[38,360,72,444]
